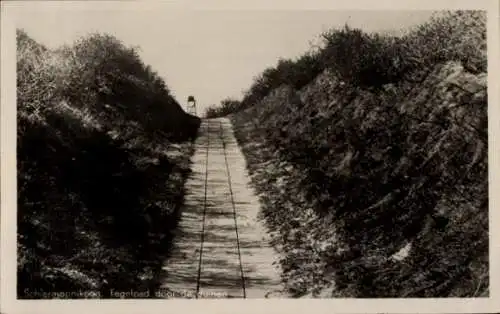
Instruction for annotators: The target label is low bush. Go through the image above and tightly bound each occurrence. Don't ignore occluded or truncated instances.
[216,10,486,116]
[205,98,241,118]
[319,11,486,89]
[231,10,487,297]
[17,29,200,297]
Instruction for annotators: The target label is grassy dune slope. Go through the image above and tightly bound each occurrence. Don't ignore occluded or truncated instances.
[17,30,201,298]
[230,11,487,297]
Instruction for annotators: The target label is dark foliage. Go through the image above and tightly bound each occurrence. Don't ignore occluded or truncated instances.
[230,11,487,297]
[17,29,200,297]
[205,98,242,118]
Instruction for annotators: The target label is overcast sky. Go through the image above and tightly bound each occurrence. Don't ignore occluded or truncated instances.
[9,2,436,113]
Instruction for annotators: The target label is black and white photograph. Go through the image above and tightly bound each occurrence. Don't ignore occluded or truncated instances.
[1,0,499,313]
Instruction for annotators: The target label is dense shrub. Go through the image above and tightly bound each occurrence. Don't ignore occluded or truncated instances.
[319,25,407,88]
[238,52,323,111]
[52,33,200,140]
[401,10,486,74]
[17,29,200,297]
[231,10,487,297]
[205,98,241,118]
[216,10,486,115]
[319,11,486,90]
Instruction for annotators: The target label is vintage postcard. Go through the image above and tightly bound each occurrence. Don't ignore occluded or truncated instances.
[1,0,499,313]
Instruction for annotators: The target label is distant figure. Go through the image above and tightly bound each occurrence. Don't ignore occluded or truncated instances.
[187,95,197,116]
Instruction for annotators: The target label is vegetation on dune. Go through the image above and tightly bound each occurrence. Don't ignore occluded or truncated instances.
[17,29,200,298]
[209,10,486,117]
[204,98,241,118]
[230,10,488,297]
